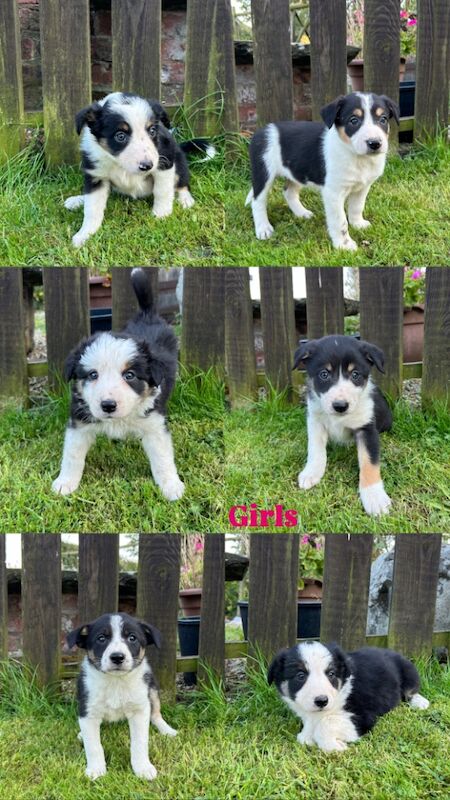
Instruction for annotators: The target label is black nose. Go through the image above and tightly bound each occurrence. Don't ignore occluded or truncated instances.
[314,695,329,709]
[332,400,349,413]
[110,652,125,665]
[367,138,382,151]
[101,399,117,413]
[138,160,153,171]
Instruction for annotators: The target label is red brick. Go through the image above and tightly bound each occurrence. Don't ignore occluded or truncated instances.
[21,37,35,60]
[93,8,111,36]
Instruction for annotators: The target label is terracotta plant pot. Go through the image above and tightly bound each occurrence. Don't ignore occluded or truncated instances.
[298,579,323,600]
[347,58,406,92]
[179,588,202,617]
[403,305,425,363]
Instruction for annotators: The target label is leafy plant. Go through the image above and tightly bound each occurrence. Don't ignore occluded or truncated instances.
[299,534,324,588]
[404,267,426,308]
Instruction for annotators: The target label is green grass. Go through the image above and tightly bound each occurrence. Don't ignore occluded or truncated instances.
[1,657,449,800]
[0,369,225,533]
[224,393,450,533]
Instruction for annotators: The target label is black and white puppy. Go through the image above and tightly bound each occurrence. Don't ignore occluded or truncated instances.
[268,642,429,752]
[52,268,184,501]
[293,335,392,516]
[67,613,177,780]
[65,92,196,247]
[246,92,399,249]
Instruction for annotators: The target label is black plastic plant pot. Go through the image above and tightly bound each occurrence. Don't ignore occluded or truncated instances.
[178,616,200,686]
[238,601,249,640]
[90,308,112,334]
[238,600,321,641]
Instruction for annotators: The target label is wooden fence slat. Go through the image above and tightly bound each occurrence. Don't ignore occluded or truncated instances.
[225,268,258,407]
[0,535,7,659]
[137,534,181,703]
[111,0,161,98]
[259,267,297,395]
[212,0,239,134]
[22,534,61,688]
[78,534,119,623]
[198,534,225,684]
[39,0,91,166]
[248,534,299,664]
[0,269,28,402]
[250,0,294,124]
[180,268,225,374]
[320,534,373,650]
[43,268,90,392]
[310,0,347,121]
[388,534,441,657]
[305,267,344,338]
[363,0,400,142]
[422,267,450,408]
[111,267,159,331]
[359,267,403,400]
[0,0,24,160]
[415,0,450,141]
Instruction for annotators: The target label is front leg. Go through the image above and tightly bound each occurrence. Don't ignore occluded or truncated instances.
[70,181,110,248]
[297,719,315,746]
[141,413,184,501]
[322,186,357,251]
[52,425,97,496]
[79,717,106,780]
[128,708,157,781]
[152,166,176,218]
[356,424,391,516]
[347,184,372,229]
[298,412,328,489]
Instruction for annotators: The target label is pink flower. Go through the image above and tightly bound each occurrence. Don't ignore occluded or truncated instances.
[301,535,310,545]
[194,537,203,552]
[407,18,417,26]
[400,10,408,18]
[412,269,423,280]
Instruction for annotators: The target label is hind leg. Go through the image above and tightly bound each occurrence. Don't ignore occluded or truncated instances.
[283,181,314,219]
[251,178,276,240]
[70,182,110,248]
[177,185,195,209]
[149,687,177,736]
[408,693,429,710]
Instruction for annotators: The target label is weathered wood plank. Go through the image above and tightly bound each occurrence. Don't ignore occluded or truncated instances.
[248,534,299,664]
[364,0,400,142]
[320,534,373,650]
[43,268,90,392]
[259,268,296,395]
[0,269,28,402]
[0,0,25,160]
[250,0,294,124]
[40,0,91,165]
[388,534,441,657]
[305,268,344,338]
[198,534,225,684]
[0,535,7,659]
[309,0,347,120]
[78,535,119,623]
[137,534,181,703]
[111,0,161,98]
[415,0,450,141]
[422,267,450,408]
[212,0,239,134]
[111,267,159,331]
[22,534,61,688]
[180,268,225,373]
[225,268,258,407]
[359,267,404,399]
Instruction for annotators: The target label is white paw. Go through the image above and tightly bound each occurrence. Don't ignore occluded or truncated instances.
[64,195,84,211]
[72,230,92,248]
[299,208,314,219]
[350,218,371,229]
[132,761,157,781]
[334,237,358,251]
[409,693,430,710]
[320,739,348,752]
[159,477,185,501]
[297,730,314,746]
[85,763,107,780]
[255,222,274,240]
[52,476,80,496]
[163,725,177,737]
[178,191,195,209]
[153,205,173,219]
[360,481,391,516]
[298,468,324,490]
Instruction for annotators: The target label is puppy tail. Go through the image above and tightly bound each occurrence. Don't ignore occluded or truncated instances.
[131,268,155,314]
[179,138,217,161]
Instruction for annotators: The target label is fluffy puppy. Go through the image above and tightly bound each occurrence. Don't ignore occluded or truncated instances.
[268,642,429,752]
[67,613,177,780]
[293,335,392,516]
[52,268,184,501]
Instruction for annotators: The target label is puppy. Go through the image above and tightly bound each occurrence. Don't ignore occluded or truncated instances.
[246,92,399,249]
[67,613,177,780]
[293,335,392,516]
[65,92,197,247]
[52,268,184,501]
[268,642,429,752]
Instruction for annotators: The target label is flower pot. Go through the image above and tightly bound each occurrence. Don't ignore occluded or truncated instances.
[238,601,249,640]
[238,600,322,640]
[178,616,200,686]
[90,308,112,334]
[89,276,112,309]
[179,588,202,617]
[347,58,406,92]
[298,579,323,600]
[403,305,424,363]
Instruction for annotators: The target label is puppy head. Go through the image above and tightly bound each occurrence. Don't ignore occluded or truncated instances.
[67,613,161,674]
[321,92,398,156]
[268,642,351,714]
[294,335,384,417]
[65,332,167,421]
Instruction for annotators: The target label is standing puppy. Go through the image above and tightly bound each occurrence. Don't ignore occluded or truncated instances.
[293,335,392,516]
[246,92,399,249]
[67,613,177,780]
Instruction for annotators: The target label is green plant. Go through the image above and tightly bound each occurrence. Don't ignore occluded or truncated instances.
[180,535,204,589]
[403,268,426,308]
[299,534,324,587]
[400,5,417,58]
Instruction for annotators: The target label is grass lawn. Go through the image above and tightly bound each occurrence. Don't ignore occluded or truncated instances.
[0,371,225,534]
[1,658,449,800]
[224,395,450,534]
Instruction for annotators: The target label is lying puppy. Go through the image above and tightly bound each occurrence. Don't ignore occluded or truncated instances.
[67,613,177,780]
[52,268,184,501]
[246,92,399,249]
[293,335,392,516]
[66,92,200,247]
[268,642,429,752]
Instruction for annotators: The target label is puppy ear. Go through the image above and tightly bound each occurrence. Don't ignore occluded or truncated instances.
[75,102,102,136]
[267,649,287,685]
[138,621,162,649]
[379,95,400,125]
[293,340,317,370]
[320,95,346,128]
[150,101,171,130]
[359,340,385,373]
[326,642,351,682]
[67,624,90,650]
[64,340,88,381]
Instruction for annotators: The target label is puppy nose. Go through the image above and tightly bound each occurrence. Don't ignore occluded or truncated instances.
[367,138,382,151]
[314,695,329,709]
[101,399,117,413]
[138,160,153,171]
[332,400,349,413]
[110,652,125,665]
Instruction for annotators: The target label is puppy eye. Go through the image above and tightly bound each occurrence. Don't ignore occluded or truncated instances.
[128,634,136,642]
[351,370,360,380]
[319,369,330,380]
[297,670,306,678]
[379,115,388,124]
[349,116,360,125]
[87,370,98,381]
[123,370,136,381]
[327,669,335,678]
[114,131,128,143]
[97,634,106,643]
[148,125,157,138]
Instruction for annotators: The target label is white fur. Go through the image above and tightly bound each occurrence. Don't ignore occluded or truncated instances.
[359,480,392,516]
[408,693,430,710]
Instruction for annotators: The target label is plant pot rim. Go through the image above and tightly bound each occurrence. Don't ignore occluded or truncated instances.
[403,304,425,312]
[179,588,203,596]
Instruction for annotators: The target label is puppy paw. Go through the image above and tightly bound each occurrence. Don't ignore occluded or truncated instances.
[297,730,314,746]
[360,481,391,516]
[132,761,158,781]
[320,739,348,752]
[255,222,274,240]
[85,763,107,780]
[178,190,195,209]
[72,230,91,248]
[52,476,80,496]
[335,237,358,251]
[409,693,430,710]
[64,195,84,211]
[298,468,324,490]
[350,217,371,230]
[159,477,185,502]
[153,205,173,219]
[163,725,178,737]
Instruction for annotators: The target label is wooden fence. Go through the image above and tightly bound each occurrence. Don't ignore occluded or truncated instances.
[0,533,446,699]
[0,267,225,402]
[1,0,449,164]
[225,267,450,408]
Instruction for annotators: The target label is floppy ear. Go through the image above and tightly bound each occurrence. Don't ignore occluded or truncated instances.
[267,649,288,685]
[326,642,351,682]
[293,340,317,370]
[138,621,162,649]
[64,340,88,382]
[358,339,385,373]
[150,101,171,130]
[75,102,102,136]
[320,95,346,128]
[67,624,90,650]
[379,95,400,125]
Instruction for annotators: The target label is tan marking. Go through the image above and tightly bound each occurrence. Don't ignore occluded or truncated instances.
[374,107,384,117]
[337,127,351,145]
[353,108,363,117]
[347,363,355,372]
[118,122,130,131]
[325,363,332,371]
[357,438,381,488]
[81,626,89,635]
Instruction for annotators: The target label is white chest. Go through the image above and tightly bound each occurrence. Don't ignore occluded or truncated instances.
[84,663,150,722]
